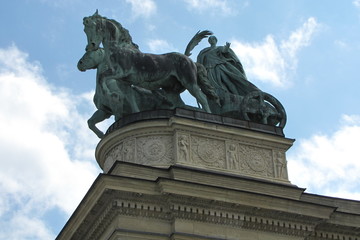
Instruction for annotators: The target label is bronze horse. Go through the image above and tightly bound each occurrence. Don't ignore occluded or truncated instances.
[77,48,181,138]
[83,11,218,113]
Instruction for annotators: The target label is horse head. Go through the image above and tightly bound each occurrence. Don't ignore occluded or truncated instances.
[83,10,139,52]
[77,48,105,72]
[83,11,104,51]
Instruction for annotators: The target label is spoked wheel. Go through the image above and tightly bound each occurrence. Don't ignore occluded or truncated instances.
[240,91,287,128]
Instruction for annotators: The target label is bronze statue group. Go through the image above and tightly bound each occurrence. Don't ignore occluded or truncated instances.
[78,11,286,138]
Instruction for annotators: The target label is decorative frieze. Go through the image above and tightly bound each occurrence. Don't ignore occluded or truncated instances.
[79,191,319,240]
[99,118,292,183]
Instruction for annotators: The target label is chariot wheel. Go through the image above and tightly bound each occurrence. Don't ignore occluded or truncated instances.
[240,91,287,128]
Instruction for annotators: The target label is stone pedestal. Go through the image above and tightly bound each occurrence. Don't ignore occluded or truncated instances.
[57,109,360,240]
[96,108,292,184]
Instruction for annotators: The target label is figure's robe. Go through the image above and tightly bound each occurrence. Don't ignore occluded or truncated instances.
[197,46,259,97]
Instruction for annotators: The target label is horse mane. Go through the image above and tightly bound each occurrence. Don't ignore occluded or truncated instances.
[97,16,139,49]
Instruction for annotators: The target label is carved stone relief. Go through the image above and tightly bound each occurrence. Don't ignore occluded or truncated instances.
[136,135,173,166]
[226,142,239,170]
[273,150,288,180]
[177,133,190,164]
[102,130,288,181]
[123,139,135,163]
[237,144,274,178]
[191,135,225,168]
[102,134,174,170]
[104,138,136,167]
[104,143,123,172]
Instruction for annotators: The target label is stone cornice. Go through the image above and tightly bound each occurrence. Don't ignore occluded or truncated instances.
[57,112,360,240]
[105,108,286,137]
[58,172,359,240]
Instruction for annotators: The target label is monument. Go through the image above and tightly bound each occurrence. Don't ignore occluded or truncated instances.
[57,11,360,240]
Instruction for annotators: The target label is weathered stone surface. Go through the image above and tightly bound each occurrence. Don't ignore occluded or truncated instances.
[57,112,360,240]
[96,109,293,183]
[56,162,360,240]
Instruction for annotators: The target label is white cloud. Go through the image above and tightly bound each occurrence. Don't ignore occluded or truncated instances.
[0,215,54,240]
[184,0,245,16]
[0,45,100,239]
[334,39,350,50]
[231,35,285,87]
[147,39,178,53]
[125,0,157,18]
[281,18,319,60]
[353,0,360,8]
[183,0,241,15]
[231,17,320,88]
[288,114,360,200]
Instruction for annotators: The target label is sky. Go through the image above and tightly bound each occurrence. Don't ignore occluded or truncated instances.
[1,0,360,239]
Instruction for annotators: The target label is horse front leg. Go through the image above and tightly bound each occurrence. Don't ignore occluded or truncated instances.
[88,110,112,138]
[110,94,125,121]
[127,85,140,112]
[106,78,140,114]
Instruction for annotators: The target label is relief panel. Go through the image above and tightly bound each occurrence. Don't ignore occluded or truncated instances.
[104,142,123,172]
[136,135,173,166]
[237,144,274,178]
[176,133,191,164]
[190,135,226,168]
[273,150,289,180]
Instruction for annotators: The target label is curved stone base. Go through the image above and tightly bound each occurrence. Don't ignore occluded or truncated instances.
[96,109,294,184]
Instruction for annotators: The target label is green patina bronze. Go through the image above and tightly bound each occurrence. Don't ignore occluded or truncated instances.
[77,48,180,138]
[78,11,286,138]
[197,36,258,96]
[186,33,286,127]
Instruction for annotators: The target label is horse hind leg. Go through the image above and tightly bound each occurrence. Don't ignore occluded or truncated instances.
[187,83,212,113]
[179,62,212,113]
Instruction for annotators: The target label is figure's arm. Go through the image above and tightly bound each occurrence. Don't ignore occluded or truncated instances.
[223,42,231,53]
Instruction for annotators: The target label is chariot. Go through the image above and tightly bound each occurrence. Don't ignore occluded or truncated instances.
[208,89,287,128]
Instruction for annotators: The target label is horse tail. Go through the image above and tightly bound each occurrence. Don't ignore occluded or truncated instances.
[196,62,220,103]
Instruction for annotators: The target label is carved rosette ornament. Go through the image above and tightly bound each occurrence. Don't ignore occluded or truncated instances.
[237,145,274,177]
[103,135,173,171]
[191,136,225,168]
[136,135,173,166]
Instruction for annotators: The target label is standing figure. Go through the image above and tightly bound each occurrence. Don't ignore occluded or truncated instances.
[227,144,238,169]
[197,36,259,97]
[275,151,288,179]
[178,135,189,162]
